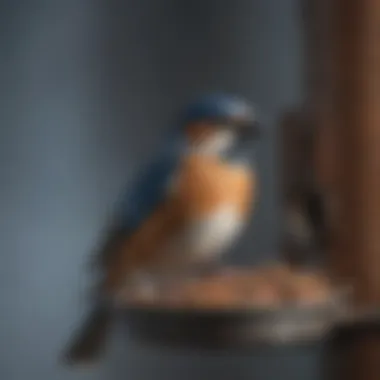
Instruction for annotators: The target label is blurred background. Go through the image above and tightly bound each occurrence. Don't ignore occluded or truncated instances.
[0,0,316,379]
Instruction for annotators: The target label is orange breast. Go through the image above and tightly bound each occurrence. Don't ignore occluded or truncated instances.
[175,155,256,218]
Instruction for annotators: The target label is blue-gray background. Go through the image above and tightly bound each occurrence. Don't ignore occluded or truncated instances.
[0,0,305,379]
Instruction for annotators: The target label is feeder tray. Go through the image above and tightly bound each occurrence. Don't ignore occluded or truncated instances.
[119,264,380,349]
[122,304,380,350]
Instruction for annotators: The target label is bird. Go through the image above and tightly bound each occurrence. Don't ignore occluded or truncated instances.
[64,93,261,365]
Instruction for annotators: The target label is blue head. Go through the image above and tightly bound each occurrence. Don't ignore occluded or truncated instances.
[175,93,260,161]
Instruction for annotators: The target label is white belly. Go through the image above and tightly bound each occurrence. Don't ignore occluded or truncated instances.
[173,205,245,263]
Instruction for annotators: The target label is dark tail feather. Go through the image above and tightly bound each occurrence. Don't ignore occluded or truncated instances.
[63,306,110,365]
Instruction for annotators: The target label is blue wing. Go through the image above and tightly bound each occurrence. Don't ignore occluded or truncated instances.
[91,136,184,271]
[119,143,182,233]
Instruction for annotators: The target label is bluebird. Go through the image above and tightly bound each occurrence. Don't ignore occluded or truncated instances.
[64,93,261,364]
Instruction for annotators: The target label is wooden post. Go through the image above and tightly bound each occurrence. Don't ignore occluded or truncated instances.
[332,0,380,306]
[331,0,380,378]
